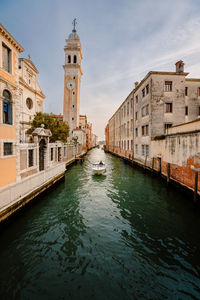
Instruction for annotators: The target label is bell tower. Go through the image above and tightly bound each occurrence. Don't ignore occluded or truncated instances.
[63,19,83,139]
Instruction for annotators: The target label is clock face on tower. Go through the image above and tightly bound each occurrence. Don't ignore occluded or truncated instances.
[67,81,75,90]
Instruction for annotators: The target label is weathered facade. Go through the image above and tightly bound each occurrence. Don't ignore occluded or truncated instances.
[108,91,134,159]
[106,61,200,197]
[18,58,45,143]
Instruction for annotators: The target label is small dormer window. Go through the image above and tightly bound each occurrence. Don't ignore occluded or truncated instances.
[74,55,77,63]
[68,55,71,63]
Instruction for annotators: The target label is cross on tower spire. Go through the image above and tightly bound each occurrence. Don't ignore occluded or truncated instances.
[72,18,77,32]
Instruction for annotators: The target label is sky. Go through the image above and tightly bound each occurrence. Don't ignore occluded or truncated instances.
[1,0,200,140]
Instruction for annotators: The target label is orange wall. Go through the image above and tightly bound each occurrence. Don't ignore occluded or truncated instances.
[0,157,16,188]
[0,125,16,139]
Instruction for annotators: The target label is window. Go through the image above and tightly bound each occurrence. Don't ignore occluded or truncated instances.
[135,144,138,154]
[28,149,34,167]
[68,55,71,63]
[198,87,200,97]
[64,147,66,156]
[4,142,13,156]
[135,95,138,103]
[124,141,126,150]
[142,88,145,97]
[3,89,12,125]
[2,43,11,73]
[124,105,126,117]
[127,102,129,115]
[72,117,74,120]
[135,128,138,137]
[127,121,129,137]
[135,111,138,120]
[74,55,77,63]
[142,145,145,156]
[26,98,33,110]
[146,84,149,94]
[199,106,200,116]
[131,140,133,150]
[164,123,172,133]
[73,91,75,95]
[142,105,149,117]
[146,145,149,156]
[165,102,173,113]
[142,125,149,136]
[185,106,188,116]
[51,148,54,161]
[127,140,129,150]
[165,81,172,92]
[185,87,188,96]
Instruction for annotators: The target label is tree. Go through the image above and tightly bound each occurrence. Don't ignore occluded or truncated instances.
[27,112,69,143]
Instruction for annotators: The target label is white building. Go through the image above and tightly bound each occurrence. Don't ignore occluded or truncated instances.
[18,58,45,142]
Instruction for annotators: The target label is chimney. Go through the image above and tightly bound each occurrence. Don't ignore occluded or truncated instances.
[175,60,184,73]
[134,81,139,87]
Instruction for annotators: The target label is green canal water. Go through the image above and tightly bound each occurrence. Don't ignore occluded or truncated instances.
[0,149,200,300]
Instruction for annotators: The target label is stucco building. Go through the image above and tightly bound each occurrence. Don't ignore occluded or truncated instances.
[107,61,200,164]
[0,24,24,188]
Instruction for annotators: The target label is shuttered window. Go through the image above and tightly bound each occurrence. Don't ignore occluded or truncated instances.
[2,43,11,73]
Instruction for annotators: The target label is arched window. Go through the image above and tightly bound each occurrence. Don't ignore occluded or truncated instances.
[3,89,12,124]
[73,55,77,63]
[68,55,71,63]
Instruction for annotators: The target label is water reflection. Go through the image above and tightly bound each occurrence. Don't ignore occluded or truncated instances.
[0,149,200,299]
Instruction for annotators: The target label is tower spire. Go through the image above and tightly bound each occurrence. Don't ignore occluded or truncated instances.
[72,18,77,32]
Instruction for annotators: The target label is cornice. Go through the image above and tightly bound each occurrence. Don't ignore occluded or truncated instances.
[0,24,24,53]
[0,74,17,89]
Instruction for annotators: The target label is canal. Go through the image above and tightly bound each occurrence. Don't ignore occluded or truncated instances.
[0,148,200,299]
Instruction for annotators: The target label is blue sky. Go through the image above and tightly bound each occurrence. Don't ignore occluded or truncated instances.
[1,0,200,140]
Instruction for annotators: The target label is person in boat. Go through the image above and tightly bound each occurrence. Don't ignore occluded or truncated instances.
[99,160,104,165]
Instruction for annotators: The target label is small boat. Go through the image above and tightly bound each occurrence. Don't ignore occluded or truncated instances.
[92,161,106,175]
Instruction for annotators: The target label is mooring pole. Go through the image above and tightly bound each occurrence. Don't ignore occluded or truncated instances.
[191,166,200,203]
[167,163,170,184]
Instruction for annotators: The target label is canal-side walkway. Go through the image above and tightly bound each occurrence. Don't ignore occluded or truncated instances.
[0,148,200,299]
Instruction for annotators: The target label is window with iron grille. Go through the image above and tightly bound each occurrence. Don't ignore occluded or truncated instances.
[142,145,145,156]
[145,145,149,156]
[4,143,13,156]
[165,81,172,92]
[135,144,138,154]
[28,149,34,167]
